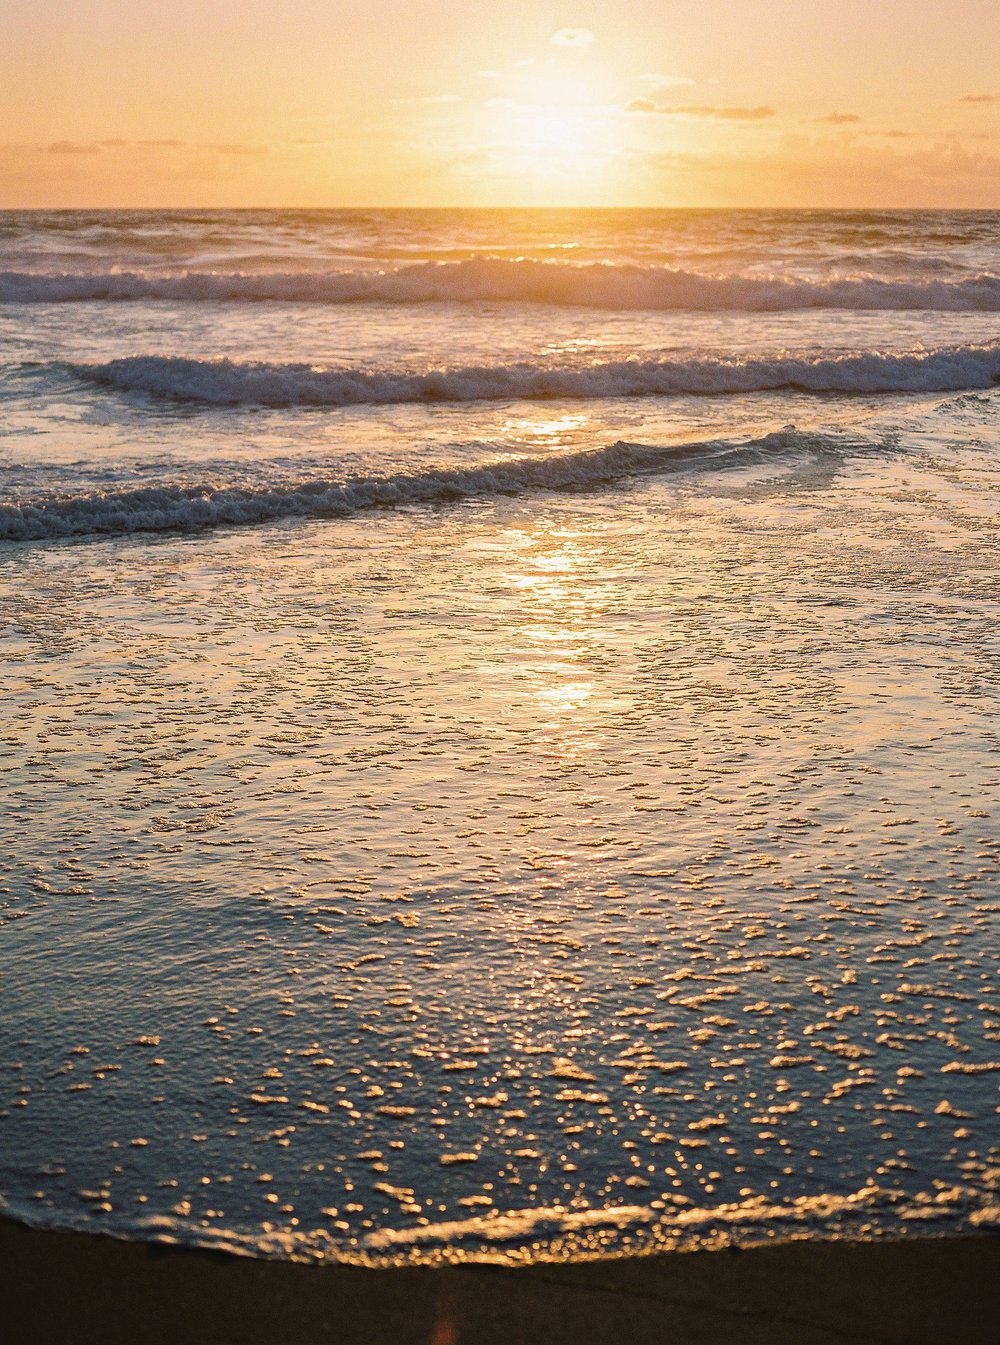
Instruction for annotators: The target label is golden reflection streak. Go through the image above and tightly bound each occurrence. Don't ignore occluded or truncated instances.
[507,529,599,724]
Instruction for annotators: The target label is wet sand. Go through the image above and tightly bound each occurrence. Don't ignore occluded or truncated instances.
[2,1217,998,1345]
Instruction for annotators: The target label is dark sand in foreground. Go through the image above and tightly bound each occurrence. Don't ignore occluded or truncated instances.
[2,1217,998,1345]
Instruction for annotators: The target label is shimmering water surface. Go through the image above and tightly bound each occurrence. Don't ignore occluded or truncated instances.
[1,210,998,1264]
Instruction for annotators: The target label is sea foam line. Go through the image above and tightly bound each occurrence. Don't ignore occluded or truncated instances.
[0,428,834,542]
[5,259,1000,310]
[66,343,1000,408]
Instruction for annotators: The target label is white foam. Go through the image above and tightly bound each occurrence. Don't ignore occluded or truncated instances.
[5,259,1000,310]
[67,343,1000,408]
[124,1178,995,1265]
[361,1203,653,1252]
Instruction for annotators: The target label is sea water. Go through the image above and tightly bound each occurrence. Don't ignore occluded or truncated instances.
[0,209,998,1263]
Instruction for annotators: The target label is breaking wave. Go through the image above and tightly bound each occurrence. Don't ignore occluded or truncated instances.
[67,342,1000,408]
[0,428,842,542]
[5,259,1000,310]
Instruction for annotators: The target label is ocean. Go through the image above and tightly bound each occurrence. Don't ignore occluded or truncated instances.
[1,208,998,1264]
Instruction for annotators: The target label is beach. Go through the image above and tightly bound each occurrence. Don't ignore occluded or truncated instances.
[2,210,999,1326]
[4,1217,998,1344]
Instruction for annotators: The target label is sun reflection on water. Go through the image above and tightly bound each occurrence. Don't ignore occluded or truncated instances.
[501,412,593,451]
[536,680,594,713]
[503,528,606,725]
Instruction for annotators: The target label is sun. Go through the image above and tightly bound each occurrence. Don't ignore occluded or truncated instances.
[473,86,620,201]
[521,105,592,156]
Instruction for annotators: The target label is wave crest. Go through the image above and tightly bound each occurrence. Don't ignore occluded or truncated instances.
[6,259,1000,311]
[0,429,835,543]
[67,343,1000,408]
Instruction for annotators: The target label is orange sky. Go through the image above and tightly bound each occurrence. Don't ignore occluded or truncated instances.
[2,0,999,207]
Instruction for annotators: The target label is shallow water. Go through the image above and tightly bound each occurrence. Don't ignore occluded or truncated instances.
[1,209,998,1263]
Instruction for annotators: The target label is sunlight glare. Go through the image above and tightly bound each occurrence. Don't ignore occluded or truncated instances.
[475,75,620,199]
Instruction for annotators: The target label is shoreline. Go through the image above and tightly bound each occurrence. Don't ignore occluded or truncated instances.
[2,1216,997,1345]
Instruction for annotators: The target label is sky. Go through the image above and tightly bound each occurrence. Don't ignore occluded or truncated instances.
[2,0,999,208]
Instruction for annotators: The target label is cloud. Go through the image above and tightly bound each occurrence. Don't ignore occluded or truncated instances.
[47,140,100,155]
[551,28,595,49]
[210,143,267,155]
[42,138,266,157]
[676,105,775,121]
[417,94,461,105]
[959,94,999,104]
[628,103,775,121]
[817,112,861,125]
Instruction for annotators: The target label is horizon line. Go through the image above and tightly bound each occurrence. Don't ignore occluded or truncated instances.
[2,203,998,212]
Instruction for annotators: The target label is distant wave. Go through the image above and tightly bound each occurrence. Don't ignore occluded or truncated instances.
[66,343,1000,408]
[5,259,1000,310]
[0,428,838,542]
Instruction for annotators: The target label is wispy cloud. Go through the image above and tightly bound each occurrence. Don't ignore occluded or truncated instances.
[47,141,101,155]
[551,28,595,49]
[958,94,999,105]
[628,103,775,121]
[210,143,267,155]
[816,112,861,125]
[44,139,266,156]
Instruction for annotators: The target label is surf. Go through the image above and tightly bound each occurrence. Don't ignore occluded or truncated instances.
[5,259,1000,311]
[0,427,851,542]
[60,342,1000,409]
